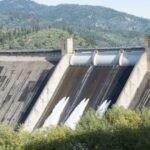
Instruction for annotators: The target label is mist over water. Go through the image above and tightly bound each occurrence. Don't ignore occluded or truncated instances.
[43,97,69,127]
[65,98,89,130]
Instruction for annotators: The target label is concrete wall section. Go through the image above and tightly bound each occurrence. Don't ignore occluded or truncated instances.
[23,54,71,131]
[93,51,120,66]
[70,51,94,66]
[0,50,61,63]
[116,52,148,108]
[62,38,74,55]
[0,60,53,129]
[0,56,48,62]
[129,72,150,109]
[119,51,143,66]
[145,36,150,71]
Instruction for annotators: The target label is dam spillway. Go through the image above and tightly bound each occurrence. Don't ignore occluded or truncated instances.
[33,48,144,129]
[0,43,147,131]
[40,66,133,127]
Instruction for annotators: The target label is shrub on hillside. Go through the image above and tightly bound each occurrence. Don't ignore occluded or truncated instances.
[0,105,150,150]
[0,124,21,149]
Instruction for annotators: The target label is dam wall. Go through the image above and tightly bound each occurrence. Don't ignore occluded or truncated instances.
[0,43,147,131]
[21,39,145,131]
[0,49,62,129]
[32,47,143,130]
[116,52,148,108]
[23,54,71,131]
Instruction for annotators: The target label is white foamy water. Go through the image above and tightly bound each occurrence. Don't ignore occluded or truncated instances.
[96,100,111,118]
[64,66,93,121]
[65,98,89,130]
[43,97,69,127]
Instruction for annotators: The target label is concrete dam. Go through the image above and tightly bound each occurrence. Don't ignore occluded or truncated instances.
[37,50,137,129]
[41,66,133,128]
[0,37,150,131]
[0,50,61,129]
[24,40,145,131]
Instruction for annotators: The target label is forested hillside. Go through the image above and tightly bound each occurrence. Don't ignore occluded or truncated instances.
[0,0,149,48]
[0,27,90,50]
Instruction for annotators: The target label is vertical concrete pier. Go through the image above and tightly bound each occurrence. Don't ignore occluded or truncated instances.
[62,38,74,56]
[116,44,147,108]
[145,35,150,71]
[24,39,74,131]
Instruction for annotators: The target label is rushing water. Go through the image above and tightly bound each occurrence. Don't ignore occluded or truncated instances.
[64,66,93,122]
[65,98,89,130]
[96,100,111,118]
[43,97,69,127]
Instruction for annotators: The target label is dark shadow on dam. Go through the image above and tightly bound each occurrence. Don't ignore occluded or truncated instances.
[18,66,56,126]
[0,61,55,128]
[37,66,133,127]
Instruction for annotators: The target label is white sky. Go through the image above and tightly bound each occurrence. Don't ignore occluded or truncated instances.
[32,0,150,19]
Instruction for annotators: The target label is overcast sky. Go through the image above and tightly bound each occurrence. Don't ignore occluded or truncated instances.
[33,0,150,19]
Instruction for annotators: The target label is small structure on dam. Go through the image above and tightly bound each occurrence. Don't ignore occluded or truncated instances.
[0,37,150,131]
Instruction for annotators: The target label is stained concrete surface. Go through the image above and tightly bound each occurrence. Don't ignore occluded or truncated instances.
[0,59,54,128]
[129,72,150,109]
[37,66,133,127]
